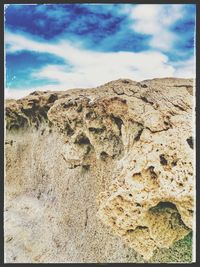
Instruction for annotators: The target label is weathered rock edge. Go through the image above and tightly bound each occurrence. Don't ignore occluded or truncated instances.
[6,78,194,260]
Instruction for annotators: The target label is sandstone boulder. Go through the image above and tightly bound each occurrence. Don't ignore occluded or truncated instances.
[5,78,194,263]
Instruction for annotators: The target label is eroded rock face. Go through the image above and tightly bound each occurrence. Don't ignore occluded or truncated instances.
[5,78,194,262]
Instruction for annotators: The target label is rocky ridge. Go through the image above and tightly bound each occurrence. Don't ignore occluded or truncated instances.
[5,78,194,263]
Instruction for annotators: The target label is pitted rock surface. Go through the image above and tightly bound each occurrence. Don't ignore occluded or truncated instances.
[5,78,194,263]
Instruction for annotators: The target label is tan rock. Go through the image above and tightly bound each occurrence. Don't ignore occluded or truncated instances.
[5,78,194,263]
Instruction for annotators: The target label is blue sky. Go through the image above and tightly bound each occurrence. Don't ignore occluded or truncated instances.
[5,4,196,98]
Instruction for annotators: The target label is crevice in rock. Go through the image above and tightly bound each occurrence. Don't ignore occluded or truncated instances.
[141,96,154,106]
[111,115,123,134]
[112,87,124,95]
[85,208,88,228]
[134,128,144,142]
[145,126,170,134]
[173,104,185,111]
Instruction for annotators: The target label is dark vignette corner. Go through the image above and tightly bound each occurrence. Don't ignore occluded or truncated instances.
[0,1,4,265]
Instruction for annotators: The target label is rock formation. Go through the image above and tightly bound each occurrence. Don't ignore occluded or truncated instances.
[5,78,194,263]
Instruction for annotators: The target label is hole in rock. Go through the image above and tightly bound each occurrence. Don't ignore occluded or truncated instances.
[21,107,35,117]
[111,115,123,132]
[147,166,157,179]
[65,123,74,136]
[30,91,39,96]
[188,209,193,214]
[85,146,92,155]
[127,229,134,233]
[117,207,124,212]
[172,160,178,167]
[77,105,82,112]
[126,226,149,234]
[75,135,91,145]
[82,165,90,170]
[140,83,148,88]
[149,201,190,232]
[48,94,58,103]
[141,96,153,105]
[88,127,105,134]
[136,226,148,230]
[117,195,123,201]
[66,128,74,136]
[186,136,193,149]
[160,154,168,165]
[63,101,74,109]
[100,151,109,160]
[150,201,177,211]
[122,80,130,84]
[86,111,96,119]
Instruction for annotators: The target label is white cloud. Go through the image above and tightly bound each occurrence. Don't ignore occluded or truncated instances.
[174,57,196,78]
[5,30,195,99]
[127,4,184,51]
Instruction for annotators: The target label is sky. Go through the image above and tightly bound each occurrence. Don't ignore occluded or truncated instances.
[5,4,196,99]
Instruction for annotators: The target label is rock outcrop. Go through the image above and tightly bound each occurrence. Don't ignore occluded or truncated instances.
[5,78,194,263]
